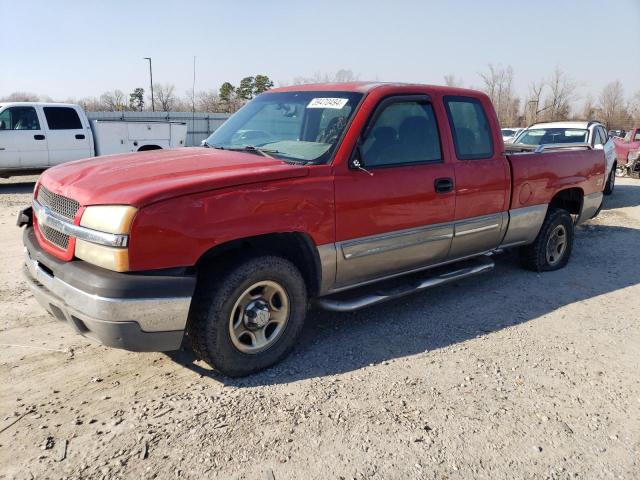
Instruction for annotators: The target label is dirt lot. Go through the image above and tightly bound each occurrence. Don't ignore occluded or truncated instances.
[0,175,638,480]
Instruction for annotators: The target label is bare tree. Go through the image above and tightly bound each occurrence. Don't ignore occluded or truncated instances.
[0,92,41,102]
[479,64,519,126]
[443,74,463,88]
[152,83,176,112]
[195,90,219,112]
[598,80,629,129]
[631,90,640,125]
[581,93,597,120]
[293,69,358,85]
[542,67,577,121]
[525,80,546,124]
[99,90,127,111]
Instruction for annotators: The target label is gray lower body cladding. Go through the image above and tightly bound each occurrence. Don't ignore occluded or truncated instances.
[23,227,195,352]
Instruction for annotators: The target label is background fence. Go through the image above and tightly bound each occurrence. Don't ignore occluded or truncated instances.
[86,111,232,147]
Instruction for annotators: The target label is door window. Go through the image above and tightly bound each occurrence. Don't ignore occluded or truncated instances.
[444,97,493,160]
[0,107,40,130]
[43,107,82,130]
[361,100,442,167]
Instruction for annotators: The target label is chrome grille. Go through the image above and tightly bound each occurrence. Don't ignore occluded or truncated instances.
[41,225,70,249]
[37,185,80,220]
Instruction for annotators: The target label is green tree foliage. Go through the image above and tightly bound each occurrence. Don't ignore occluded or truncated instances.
[129,88,145,111]
[219,82,235,103]
[237,76,255,100]
[253,75,274,95]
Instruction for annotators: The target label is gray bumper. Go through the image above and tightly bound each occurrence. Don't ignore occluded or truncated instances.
[23,228,196,352]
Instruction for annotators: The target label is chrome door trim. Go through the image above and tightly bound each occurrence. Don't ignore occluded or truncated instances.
[335,221,454,288]
[340,223,453,260]
[449,212,507,259]
[454,223,501,237]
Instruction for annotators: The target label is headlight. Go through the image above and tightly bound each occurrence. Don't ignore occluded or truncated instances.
[80,205,137,234]
[75,205,137,272]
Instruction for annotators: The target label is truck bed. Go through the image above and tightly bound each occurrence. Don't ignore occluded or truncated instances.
[506,146,606,210]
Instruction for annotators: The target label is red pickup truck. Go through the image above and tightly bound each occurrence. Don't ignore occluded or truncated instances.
[613,127,640,172]
[18,83,606,376]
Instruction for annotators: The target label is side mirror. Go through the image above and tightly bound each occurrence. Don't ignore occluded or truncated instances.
[349,142,373,176]
[349,143,364,170]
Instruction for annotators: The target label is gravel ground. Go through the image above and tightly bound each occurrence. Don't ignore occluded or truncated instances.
[0,175,638,480]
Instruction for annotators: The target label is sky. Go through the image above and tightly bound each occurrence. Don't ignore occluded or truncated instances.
[2,0,639,104]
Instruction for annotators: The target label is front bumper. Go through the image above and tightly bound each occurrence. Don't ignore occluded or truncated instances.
[22,226,196,352]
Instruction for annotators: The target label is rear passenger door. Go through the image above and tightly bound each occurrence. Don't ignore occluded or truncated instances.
[443,96,510,259]
[333,95,456,287]
[43,106,92,165]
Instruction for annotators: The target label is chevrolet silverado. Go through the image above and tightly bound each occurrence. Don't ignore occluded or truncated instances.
[18,83,606,376]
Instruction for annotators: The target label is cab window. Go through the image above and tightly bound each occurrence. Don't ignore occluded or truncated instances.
[43,107,83,130]
[0,107,41,130]
[361,100,442,168]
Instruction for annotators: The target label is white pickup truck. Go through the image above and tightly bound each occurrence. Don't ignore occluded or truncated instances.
[0,102,188,177]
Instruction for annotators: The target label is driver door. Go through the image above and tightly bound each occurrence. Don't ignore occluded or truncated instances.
[333,95,456,288]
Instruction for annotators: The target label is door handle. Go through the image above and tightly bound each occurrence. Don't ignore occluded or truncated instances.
[34,134,45,140]
[434,177,454,193]
[75,134,85,140]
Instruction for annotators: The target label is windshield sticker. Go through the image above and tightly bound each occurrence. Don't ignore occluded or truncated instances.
[307,98,349,109]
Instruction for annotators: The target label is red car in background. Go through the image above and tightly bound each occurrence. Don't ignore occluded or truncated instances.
[613,127,640,169]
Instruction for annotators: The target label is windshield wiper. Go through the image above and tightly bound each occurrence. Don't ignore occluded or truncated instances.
[226,145,279,158]
[203,141,225,149]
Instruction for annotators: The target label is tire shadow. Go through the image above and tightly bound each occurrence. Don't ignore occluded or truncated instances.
[168,221,640,386]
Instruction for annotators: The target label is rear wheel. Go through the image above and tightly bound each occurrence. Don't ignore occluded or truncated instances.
[603,167,615,195]
[187,255,308,377]
[519,208,574,272]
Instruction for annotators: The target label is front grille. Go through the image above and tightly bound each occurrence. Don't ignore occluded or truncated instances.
[36,185,79,250]
[37,185,80,220]
[41,225,70,249]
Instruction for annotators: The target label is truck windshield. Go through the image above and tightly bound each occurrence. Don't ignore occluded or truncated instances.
[204,91,363,163]
[515,128,589,146]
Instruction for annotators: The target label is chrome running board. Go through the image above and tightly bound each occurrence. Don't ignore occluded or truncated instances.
[315,256,495,312]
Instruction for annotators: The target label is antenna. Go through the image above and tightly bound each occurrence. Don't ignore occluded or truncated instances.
[192,56,196,146]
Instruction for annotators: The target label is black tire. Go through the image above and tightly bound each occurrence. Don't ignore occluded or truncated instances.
[187,255,308,377]
[603,166,615,195]
[519,208,574,272]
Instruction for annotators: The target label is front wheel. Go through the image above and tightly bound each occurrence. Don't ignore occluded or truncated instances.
[187,255,308,377]
[519,208,574,272]
[603,167,616,195]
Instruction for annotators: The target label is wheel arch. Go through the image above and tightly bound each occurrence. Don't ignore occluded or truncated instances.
[549,187,584,215]
[195,232,322,296]
[137,144,162,152]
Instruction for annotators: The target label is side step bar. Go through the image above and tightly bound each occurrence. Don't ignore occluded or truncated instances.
[315,256,495,312]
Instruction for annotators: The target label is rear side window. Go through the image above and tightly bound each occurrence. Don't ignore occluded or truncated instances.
[43,107,82,130]
[444,96,493,160]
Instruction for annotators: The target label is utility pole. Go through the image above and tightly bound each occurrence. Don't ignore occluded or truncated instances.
[144,57,154,112]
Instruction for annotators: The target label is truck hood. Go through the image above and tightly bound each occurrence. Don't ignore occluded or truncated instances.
[39,148,310,207]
